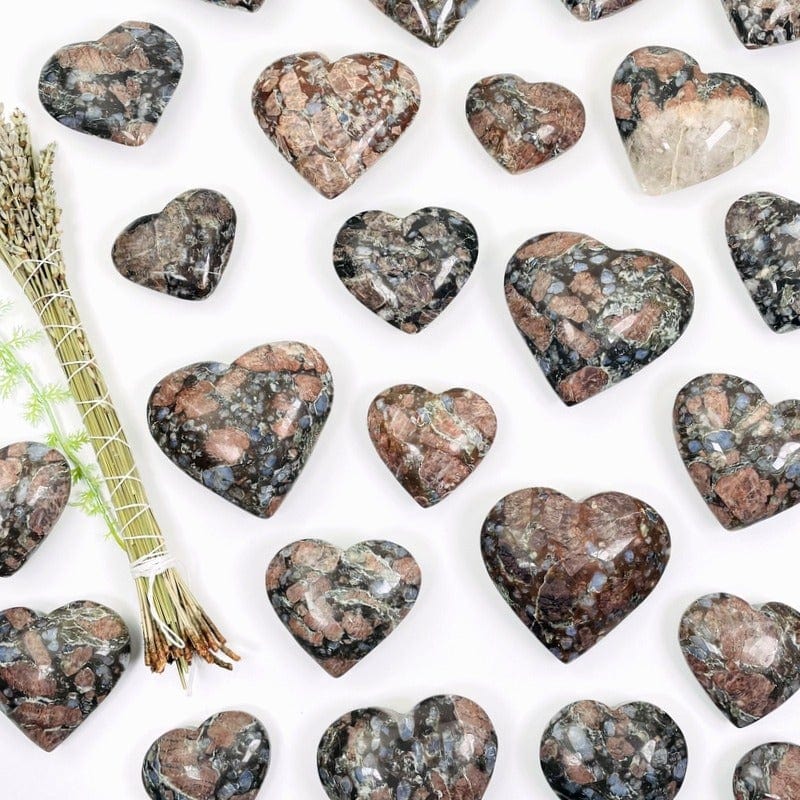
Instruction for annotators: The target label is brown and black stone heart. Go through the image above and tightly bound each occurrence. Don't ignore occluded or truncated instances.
[205,0,264,9]
[147,342,333,518]
[721,0,800,48]
[0,601,130,751]
[368,0,481,47]
[734,742,800,800]
[481,487,671,662]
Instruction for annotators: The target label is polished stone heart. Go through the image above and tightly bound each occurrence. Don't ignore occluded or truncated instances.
[252,52,420,199]
[0,442,70,577]
[142,711,271,800]
[482,488,670,662]
[466,77,585,174]
[333,207,478,333]
[505,232,694,405]
[112,189,236,301]
[38,21,183,147]
[721,0,800,48]
[0,601,130,751]
[318,695,497,799]
[679,593,800,727]
[734,743,800,800]
[205,0,264,9]
[540,700,688,800]
[560,0,643,20]
[612,46,769,194]
[369,0,480,47]
[367,385,496,508]
[267,539,420,677]
[147,342,333,518]
[673,374,800,530]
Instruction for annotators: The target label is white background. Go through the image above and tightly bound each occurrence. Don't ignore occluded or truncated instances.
[0,0,798,797]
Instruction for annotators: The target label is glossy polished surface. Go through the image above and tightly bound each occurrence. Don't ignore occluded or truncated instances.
[368,0,480,46]
[734,743,800,800]
[721,0,800,48]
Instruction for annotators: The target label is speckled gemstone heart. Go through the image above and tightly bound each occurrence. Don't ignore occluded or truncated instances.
[505,232,693,405]
[142,711,271,800]
[540,700,688,800]
[721,0,800,48]
[205,0,264,9]
[38,21,183,147]
[147,342,333,518]
[612,46,769,194]
[734,742,800,800]
[369,0,480,46]
[252,52,420,199]
[367,385,496,508]
[673,374,800,530]
[333,207,478,333]
[561,0,644,20]
[267,539,420,677]
[0,601,130,751]
[482,488,670,662]
[317,695,497,799]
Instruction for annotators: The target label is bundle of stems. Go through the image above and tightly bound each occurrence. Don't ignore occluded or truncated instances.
[0,107,237,683]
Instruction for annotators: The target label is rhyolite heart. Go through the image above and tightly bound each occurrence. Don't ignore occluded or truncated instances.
[0,442,71,577]
[317,695,497,799]
[38,21,183,147]
[368,0,480,47]
[142,711,271,800]
[147,342,333,518]
[481,488,670,662]
[734,742,800,800]
[251,52,420,199]
[205,0,264,9]
[540,700,688,800]
[673,374,800,530]
[679,593,800,727]
[721,0,800,48]
[0,601,130,751]
[333,207,478,333]
[267,539,420,677]
[466,77,585,174]
[560,0,644,20]
[612,46,769,194]
[505,232,694,405]
[367,385,496,508]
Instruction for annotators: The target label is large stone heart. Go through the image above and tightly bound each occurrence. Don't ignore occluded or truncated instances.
[147,342,333,518]
[0,601,130,751]
[368,0,480,47]
[505,232,694,405]
[734,743,800,800]
[251,52,420,199]
[721,0,800,48]
[612,46,769,194]
[540,700,688,800]
[38,21,183,147]
[560,0,643,20]
[673,373,800,530]
[267,539,420,677]
[367,385,496,508]
[317,695,497,799]
[333,207,478,334]
[142,711,271,800]
[481,488,670,662]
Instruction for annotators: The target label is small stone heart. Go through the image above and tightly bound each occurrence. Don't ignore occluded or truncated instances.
[481,488,670,662]
[0,442,71,577]
[734,742,800,800]
[267,539,420,677]
[333,207,478,333]
[39,21,183,147]
[367,385,496,508]
[205,0,264,9]
[505,232,694,405]
[673,373,800,530]
[112,189,236,301]
[142,711,271,800]
[0,601,130,751]
[721,0,800,48]
[466,77,585,174]
[252,52,420,199]
[317,695,497,799]
[612,46,769,194]
[368,0,480,47]
[147,342,333,518]
[560,0,644,20]
[540,700,688,800]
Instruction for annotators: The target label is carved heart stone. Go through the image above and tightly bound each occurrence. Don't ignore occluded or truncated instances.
[317,695,497,799]
[205,0,264,9]
[721,0,800,48]
[560,0,643,20]
[267,539,420,677]
[673,373,800,530]
[147,342,333,518]
[505,232,694,405]
[612,46,769,194]
[481,488,670,662]
[38,21,183,147]
[367,385,496,508]
[369,0,480,47]
[142,711,271,800]
[540,700,688,800]
[734,743,800,800]
[252,53,420,199]
[333,207,478,333]
[0,601,130,751]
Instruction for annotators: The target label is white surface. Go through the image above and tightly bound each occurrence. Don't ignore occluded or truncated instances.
[0,0,797,797]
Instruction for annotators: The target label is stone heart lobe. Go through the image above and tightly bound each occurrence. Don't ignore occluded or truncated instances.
[734,742,800,800]
[561,0,644,20]
[721,0,800,48]
[369,0,480,47]
[206,0,264,9]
